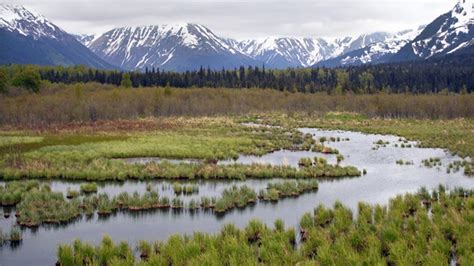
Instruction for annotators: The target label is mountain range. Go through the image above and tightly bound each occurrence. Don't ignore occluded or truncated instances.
[85,24,258,72]
[0,4,114,69]
[0,1,472,71]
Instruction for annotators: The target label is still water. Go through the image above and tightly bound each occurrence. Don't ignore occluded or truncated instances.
[0,128,473,265]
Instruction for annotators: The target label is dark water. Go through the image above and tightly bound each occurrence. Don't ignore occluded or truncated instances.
[0,128,473,265]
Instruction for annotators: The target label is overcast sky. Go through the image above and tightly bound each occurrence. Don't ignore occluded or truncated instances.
[5,0,457,39]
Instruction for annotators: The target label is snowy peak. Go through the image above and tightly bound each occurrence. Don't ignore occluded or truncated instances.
[234,37,333,67]
[314,27,425,67]
[0,4,116,69]
[229,32,394,68]
[393,0,473,61]
[88,23,256,70]
[75,34,95,46]
[0,4,61,39]
[454,0,472,27]
[92,23,238,55]
[89,26,397,70]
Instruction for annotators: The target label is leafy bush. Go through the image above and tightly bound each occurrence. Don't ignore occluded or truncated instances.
[11,67,41,92]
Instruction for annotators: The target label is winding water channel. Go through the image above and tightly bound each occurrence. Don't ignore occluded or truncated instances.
[1,128,473,265]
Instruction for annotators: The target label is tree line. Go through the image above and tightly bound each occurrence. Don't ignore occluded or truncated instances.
[0,61,472,94]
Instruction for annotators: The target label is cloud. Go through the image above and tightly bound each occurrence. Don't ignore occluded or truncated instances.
[4,0,456,38]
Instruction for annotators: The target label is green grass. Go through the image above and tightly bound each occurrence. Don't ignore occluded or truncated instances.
[0,118,307,181]
[0,134,128,156]
[3,180,317,228]
[0,117,364,181]
[259,180,319,201]
[0,180,41,206]
[80,182,98,194]
[66,188,80,199]
[56,187,474,265]
[16,190,81,227]
[214,185,257,213]
[172,183,199,195]
[1,114,472,181]
[0,136,44,147]
[324,112,368,122]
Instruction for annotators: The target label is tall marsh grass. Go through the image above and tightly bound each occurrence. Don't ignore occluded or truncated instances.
[56,187,474,265]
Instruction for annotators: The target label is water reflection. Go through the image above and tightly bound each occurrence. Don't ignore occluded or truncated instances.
[1,128,473,265]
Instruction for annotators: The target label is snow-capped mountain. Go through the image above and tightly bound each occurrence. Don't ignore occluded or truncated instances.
[86,25,395,70]
[392,0,473,62]
[79,0,474,71]
[229,32,392,68]
[0,4,60,39]
[87,24,259,71]
[328,32,393,58]
[0,4,115,68]
[232,38,335,68]
[75,34,95,46]
[315,27,425,67]
[3,2,472,71]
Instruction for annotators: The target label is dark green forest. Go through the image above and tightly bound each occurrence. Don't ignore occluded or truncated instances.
[1,57,472,95]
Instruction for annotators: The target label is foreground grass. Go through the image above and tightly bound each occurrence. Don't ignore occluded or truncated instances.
[56,187,474,265]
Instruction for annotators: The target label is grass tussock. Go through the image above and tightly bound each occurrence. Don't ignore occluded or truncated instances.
[214,185,257,213]
[0,180,41,206]
[297,157,361,177]
[56,187,474,265]
[16,189,81,227]
[79,182,98,194]
[422,157,442,168]
[172,184,199,195]
[259,180,319,201]
[396,159,414,165]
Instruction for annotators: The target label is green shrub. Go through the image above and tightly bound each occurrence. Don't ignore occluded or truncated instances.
[11,67,41,92]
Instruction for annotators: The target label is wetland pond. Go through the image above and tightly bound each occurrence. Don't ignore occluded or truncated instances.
[1,128,473,265]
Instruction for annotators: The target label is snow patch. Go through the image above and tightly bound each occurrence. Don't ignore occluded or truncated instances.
[0,4,60,40]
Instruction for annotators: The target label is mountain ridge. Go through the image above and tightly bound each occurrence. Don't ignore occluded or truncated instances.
[85,25,402,70]
[314,27,426,67]
[0,3,116,69]
[86,23,259,71]
[391,0,473,62]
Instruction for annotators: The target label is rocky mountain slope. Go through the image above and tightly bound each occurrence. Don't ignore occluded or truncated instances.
[0,4,115,69]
